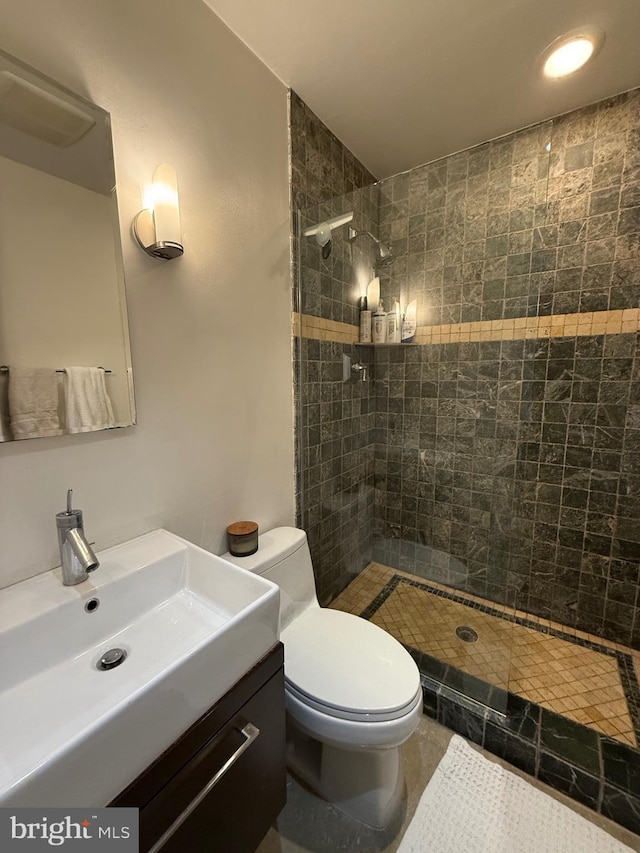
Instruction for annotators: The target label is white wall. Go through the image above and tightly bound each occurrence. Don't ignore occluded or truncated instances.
[0,0,294,588]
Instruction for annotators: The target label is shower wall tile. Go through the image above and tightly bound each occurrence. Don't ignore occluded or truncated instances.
[290,91,380,328]
[298,338,375,603]
[378,90,640,329]
[373,331,640,648]
[375,88,640,649]
[289,90,376,211]
[290,90,379,599]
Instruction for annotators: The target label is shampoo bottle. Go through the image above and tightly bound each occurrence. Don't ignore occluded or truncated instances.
[372,299,387,344]
[386,299,401,343]
[359,296,372,343]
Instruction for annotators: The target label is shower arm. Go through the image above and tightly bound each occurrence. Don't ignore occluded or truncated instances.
[347,226,381,247]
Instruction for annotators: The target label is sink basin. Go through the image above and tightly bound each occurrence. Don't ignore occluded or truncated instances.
[0,529,279,807]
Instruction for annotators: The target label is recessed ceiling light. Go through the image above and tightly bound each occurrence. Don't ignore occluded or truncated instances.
[541,27,604,79]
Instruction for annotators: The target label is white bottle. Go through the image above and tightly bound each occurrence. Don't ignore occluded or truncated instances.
[372,299,387,344]
[360,310,372,343]
[386,299,401,343]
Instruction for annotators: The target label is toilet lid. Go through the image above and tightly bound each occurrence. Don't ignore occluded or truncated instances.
[281,609,420,717]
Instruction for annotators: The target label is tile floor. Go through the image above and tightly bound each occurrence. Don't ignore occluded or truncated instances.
[256,716,640,853]
[331,563,640,746]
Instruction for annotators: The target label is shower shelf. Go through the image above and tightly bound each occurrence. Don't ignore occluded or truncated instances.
[354,342,418,347]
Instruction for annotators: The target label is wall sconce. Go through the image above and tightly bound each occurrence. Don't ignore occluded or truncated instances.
[133,164,184,260]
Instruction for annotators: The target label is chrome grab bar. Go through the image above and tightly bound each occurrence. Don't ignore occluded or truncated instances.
[148,722,260,853]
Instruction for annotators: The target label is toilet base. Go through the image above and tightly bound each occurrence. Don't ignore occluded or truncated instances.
[286,716,406,829]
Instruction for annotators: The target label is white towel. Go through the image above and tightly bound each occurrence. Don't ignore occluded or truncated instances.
[396,735,633,853]
[8,367,62,439]
[64,367,115,434]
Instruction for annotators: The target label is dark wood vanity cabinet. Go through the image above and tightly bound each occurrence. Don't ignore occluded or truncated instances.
[111,643,286,853]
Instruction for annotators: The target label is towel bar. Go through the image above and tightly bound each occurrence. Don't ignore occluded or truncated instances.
[0,366,112,375]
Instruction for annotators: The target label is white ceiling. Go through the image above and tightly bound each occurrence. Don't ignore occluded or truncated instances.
[202,0,640,179]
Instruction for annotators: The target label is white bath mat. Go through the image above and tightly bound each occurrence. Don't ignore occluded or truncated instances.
[397,735,633,853]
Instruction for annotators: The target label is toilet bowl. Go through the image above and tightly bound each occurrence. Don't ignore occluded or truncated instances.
[222,526,422,829]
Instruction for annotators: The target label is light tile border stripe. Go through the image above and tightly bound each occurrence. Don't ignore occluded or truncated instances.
[293,309,640,345]
[415,309,640,344]
[291,312,359,344]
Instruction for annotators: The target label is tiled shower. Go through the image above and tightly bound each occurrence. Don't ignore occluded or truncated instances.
[291,88,640,830]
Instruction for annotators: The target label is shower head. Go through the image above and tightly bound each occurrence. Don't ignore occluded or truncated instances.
[347,226,394,268]
[376,240,394,267]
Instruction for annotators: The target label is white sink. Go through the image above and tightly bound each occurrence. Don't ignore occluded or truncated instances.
[0,529,279,807]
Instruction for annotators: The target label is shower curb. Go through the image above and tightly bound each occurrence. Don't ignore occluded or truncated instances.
[417,660,640,836]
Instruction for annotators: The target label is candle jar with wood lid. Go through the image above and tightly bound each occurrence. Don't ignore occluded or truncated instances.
[226,521,259,556]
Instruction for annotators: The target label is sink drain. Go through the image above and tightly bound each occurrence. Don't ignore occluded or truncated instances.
[97,648,127,671]
[455,625,479,643]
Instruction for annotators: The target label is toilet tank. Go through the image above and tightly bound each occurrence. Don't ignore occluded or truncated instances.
[221,527,319,631]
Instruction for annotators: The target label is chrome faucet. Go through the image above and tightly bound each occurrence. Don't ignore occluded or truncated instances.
[56,489,99,585]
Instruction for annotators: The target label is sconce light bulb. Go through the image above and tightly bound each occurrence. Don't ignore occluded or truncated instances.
[134,163,183,260]
[315,223,332,248]
[151,164,181,245]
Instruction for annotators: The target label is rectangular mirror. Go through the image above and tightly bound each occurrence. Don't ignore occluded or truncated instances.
[0,48,135,441]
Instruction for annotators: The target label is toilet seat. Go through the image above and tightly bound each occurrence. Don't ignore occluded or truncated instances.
[285,679,423,750]
[281,608,421,721]
[286,678,422,722]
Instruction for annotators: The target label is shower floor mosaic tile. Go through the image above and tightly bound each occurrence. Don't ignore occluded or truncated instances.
[331,563,640,747]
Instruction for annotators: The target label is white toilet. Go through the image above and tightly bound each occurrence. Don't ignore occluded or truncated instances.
[222,526,422,829]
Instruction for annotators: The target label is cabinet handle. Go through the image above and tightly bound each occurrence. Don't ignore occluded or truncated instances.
[148,722,260,853]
